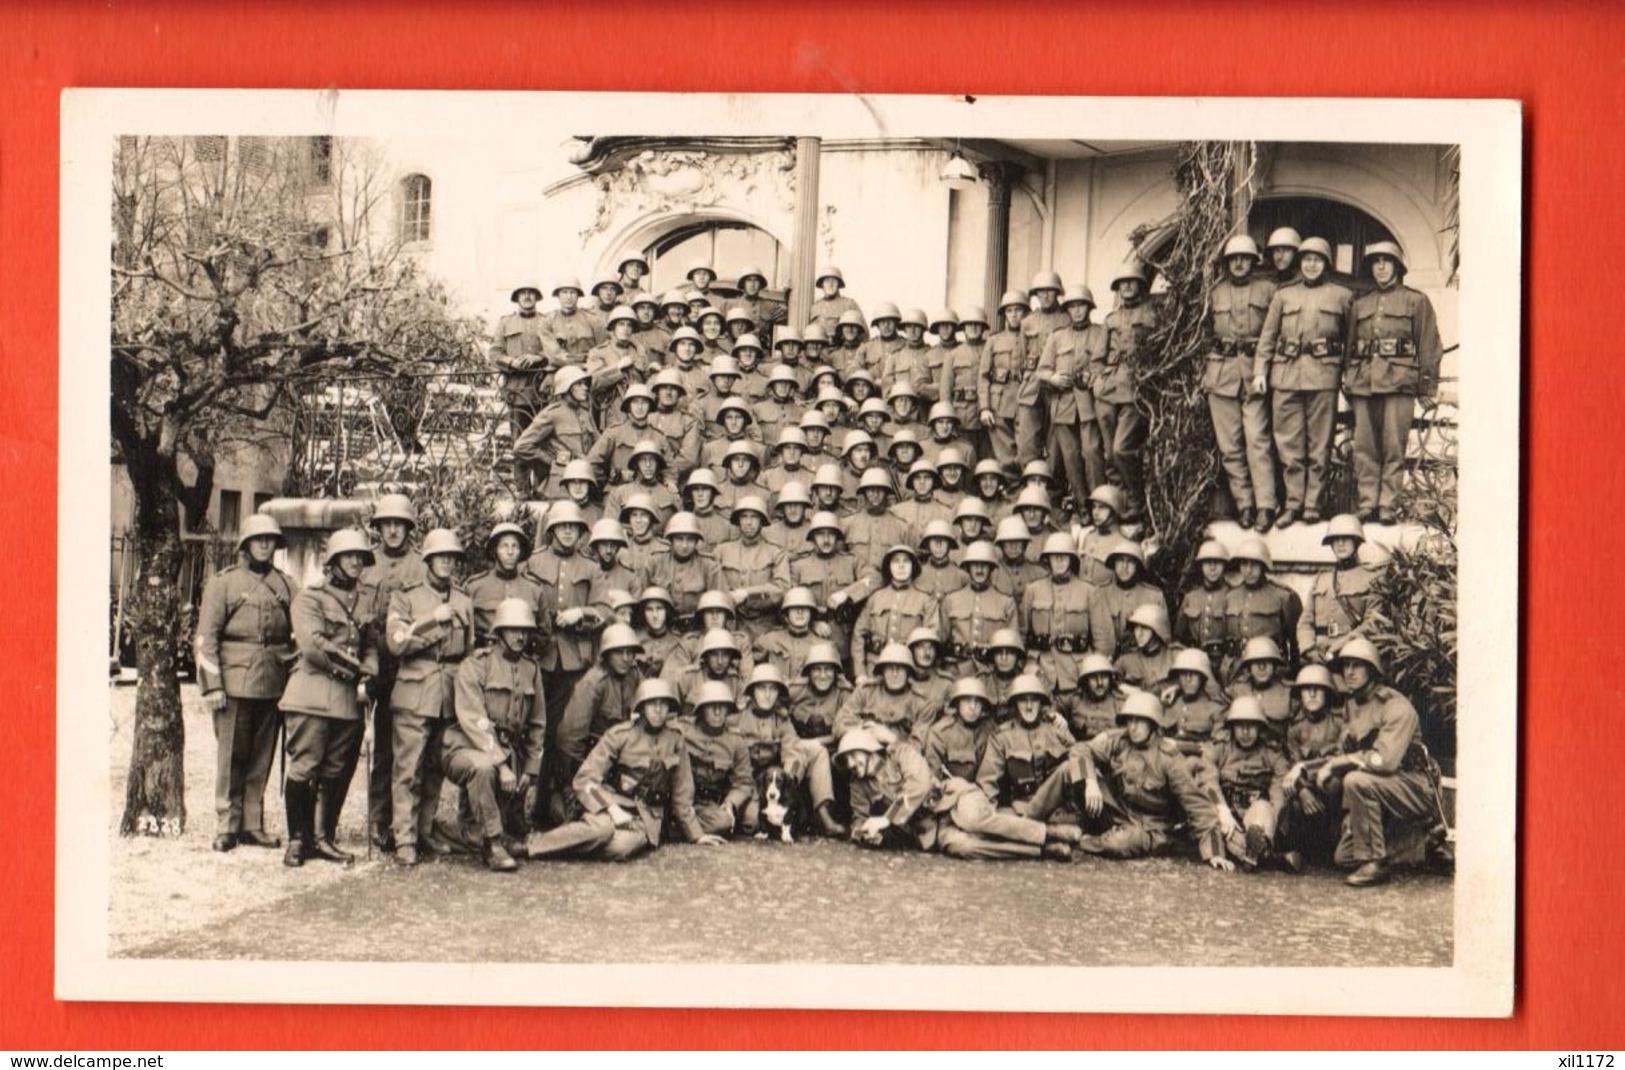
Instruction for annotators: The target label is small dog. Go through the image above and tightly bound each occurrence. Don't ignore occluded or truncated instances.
[755,766,799,843]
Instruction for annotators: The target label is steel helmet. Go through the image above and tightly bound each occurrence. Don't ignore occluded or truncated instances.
[323,527,376,568]
[1291,664,1339,692]
[236,513,287,551]
[781,586,818,613]
[370,493,417,529]
[1104,538,1146,568]
[722,439,761,467]
[869,301,902,325]
[836,727,885,757]
[936,448,968,473]
[1266,227,1303,251]
[988,628,1025,653]
[950,678,991,706]
[1298,237,1334,264]
[1028,270,1063,294]
[684,468,720,491]
[998,289,1031,311]
[775,482,813,510]
[811,464,845,491]
[1087,484,1126,515]
[510,283,542,303]
[638,585,676,608]
[1362,240,1408,274]
[906,459,940,486]
[1224,695,1268,726]
[1007,674,1051,702]
[698,590,737,618]
[897,307,928,330]
[605,305,637,327]
[842,430,876,456]
[928,308,960,331]
[551,276,585,297]
[799,411,831,434]
[1080,653,1117,679]
[485,521,531,556]
[857,397,891,422]
[730,496,770,523]
[954,497,994,524]
[847,367,879,391]
[659,290,690,311]
[767,363,800,389]
[747,663,788,691]
[666,327,703,354]
[815,385,851,411]
[648,368,687,394]
[803,641,843,672]
[543,501,588,536]
[1060,284,1096,308]
[699,627,741,657]
[905,626,942,650]
[598,623,644,656]
[802,327,829,350]
[1220,235,1263,262]
[873,641,914,670]
[959,305,990,328]
[627,440,665,468]
[1116,688,1168,728]
[993,516,1032,544]
[774,326,803,348]
[1238,636,1284,666]
[887,429,920,454]
[1195,538,1230,564]
[918,519,958,549]
[1040,531,1080,560]
[591,274,624,297]
[1323,513,1367,546]
[732,333,764,355]
[1015,484,1052,513]
[1332,634,1385,677]
[724,306,755,326]
[837,309,868,331]
[707,356,742,382]
[1127,602,1172,642]
[959,540,999,568]
[1171,647,1215,684]
[735,265,768,287]
[490,597,538,632]
[663,511,703,539]
[618,493,659,524]
[588,518,627,546]
[618,383,656,414]
[694,680,739,712]
[633,678,680,711]
[1111,260,1150,289]
[1232,535,1273,569]
[807,510,844,537]
[600,589,634,615]
[553,365,592,397]
[927,401,959,424]
[561,458,598,487]
[715,397,754,426]
[617,253,650,274]
[858,468,896,494]
[686,260,715,282]
[419,527,465,561]
[814,265,846,288]
[886,380,921,404]
[881,543,919,569]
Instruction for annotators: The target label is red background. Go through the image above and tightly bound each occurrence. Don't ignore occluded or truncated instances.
[3,0,1619,1050]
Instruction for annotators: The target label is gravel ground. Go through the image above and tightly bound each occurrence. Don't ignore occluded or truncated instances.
[110,685,1453,966]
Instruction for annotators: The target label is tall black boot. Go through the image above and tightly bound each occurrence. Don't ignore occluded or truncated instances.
[283,780,313,869]
[311,778,356,865]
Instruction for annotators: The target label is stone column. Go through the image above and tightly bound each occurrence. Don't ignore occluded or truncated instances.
[789,136,822,330]
[980,162,1018,313]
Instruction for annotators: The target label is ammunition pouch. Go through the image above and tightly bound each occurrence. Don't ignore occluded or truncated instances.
[748,741,782,773]
[952,388,977,403]
[1314,622,1349,638]
[1051,635,1087,655]
[863,633,883,656]
[1214,337,1259,358]
[1308,338,1345,359]
[1356,338,1417,358]
[673,612,701,635]
[691,761,729,805]
[987,368,1011,385]
[1027,633,1052,653]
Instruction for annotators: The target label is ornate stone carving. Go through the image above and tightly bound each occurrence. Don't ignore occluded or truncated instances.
[580,147,797,243]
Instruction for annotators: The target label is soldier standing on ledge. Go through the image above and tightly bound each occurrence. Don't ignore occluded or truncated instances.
[1204,235,1280,532]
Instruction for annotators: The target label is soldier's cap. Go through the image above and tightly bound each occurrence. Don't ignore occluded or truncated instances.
[1238,636,1285,665]
[1079,652,1117,678]
[767,362,800,386]
[906,626,942,649]
[633,678,679,709]
[1171,647,1214,682]
[659,291,690,311]
[699,627,741,657]
[906,458,940,484]
[686,261,715,281]
[999,289,1031,311]
[592,275,624,295]
[886,379,920,400]
[1007,674,1051,702]
[606,306,637,327]
[816,385,852,410]
[959,305,990,328]
[648,368,688,394]
[993,516,1032,544]
[552,276,585,297]
[419,527,465,560]
[928,401,959,424]
[1104,537,1146,567]
[707,355,742,380]
[722,439,762,465]
[858,467,896,493]
[954,497,994,523]
[619,383,656,412]
[694,680,739,712]
[629,291,660,309]
[729,495,770,522]
[748,663,788,690]
[774,327,803,347]
[617,253,651,273]
[1225,695,1268,726]
[724,306,755,325]
[837,309,868,331]
[842,430,877,455]
[736,265,768,286]
[847,367,879,388]
[1290,663,1340,693]
[781,587,818,613]
[638,585,676,607]
[873,642,914,670]
[799,411,831,432]
[694,305,726,323]
[667,326,703,349]
[803,642,843,671]
[950,677,991,705]
[491,598,539,632]
[1266,227,1303,251]
[887,429,920,452]
[697,589,736,616]
[814,265,846,287]
[773,427,809,451]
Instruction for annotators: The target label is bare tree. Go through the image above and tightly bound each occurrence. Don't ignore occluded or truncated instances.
[111,135,483,836]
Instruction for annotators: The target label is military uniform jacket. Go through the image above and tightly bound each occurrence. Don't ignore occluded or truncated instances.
[786,679,850,739]
[1020,576,1099,688]
[893,495,953,546]
[809,295,863,337]
[1093,300,1159,405]
[574,721,703,845]
[1347,283,1443,398]
[196,563,294,699]
[281,580,378,721]
[880,343,936,402]
[1225,581,1303,657]
[542,308,604,362]
[1339,684,1425,776]
[729,706,803,775]
[1196,738,1291,813]
[360,549,428,658]
[680,721,755,808]
[513,398,600,471]
[619,532,671,581]
[920,716,994,781]
[980,329,1026,418]
[754,627,819,683]
[735,295,786,334]
[1256,279,1355,393]
[1091,582,1168,659]
[979,718,1076,805]
[1168,693,1227,742]
[1114,644,1177,691]
[489,311,552,406]
[853,335,905,383]
[751,398,802,447]
[1286,711,1347,762]
[1076,526,1121,587]
[939,341,985,421]
[1177,582,1232,653]
[850,741,938,830]
[1019,310,1071,403]
[919,433,977,471]
[917,344,954,405]
[604,481,681,529]
[525,548,599,672]
[687,508,734,550]
[714,538,791,613]
[443,647,546,778]
[1063,690,1123,741]
[993,556,1049,601]
[1229,678,1293,732]
[836,682,931,742]
[789,551,870,609]
[917,558,970,603]
[760,461,813,498]
[640,548,721,621]
[649,409,703,474]
[844,508,913,574]
[586,557,642,616]
[386,580,475,719]
[585,339,654,398]
[853,585,942,659]
[673,665,748,710]
[1038,324,1106,423]
[587,419,662,483]
[556,664,647,765]
[465,567,544,645]
[636,628,689,680]
[1297,561,1381,654]
[1074,729,1217,829]
[1203,276,1278,398]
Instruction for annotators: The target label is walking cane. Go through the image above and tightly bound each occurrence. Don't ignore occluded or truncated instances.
[363,692,377,862]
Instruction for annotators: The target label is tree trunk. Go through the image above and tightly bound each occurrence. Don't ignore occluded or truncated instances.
[119,443,188,837]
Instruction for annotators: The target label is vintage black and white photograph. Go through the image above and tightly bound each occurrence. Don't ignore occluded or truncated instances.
[59,91,1519,1014]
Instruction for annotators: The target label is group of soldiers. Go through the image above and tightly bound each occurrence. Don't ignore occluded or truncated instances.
[190,229,1447,889]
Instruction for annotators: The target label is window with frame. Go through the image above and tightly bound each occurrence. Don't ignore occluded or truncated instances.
[399,173,432,245]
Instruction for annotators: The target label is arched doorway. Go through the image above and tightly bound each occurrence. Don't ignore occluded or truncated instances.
[643,220,786,298]
[1248,196,1398,290]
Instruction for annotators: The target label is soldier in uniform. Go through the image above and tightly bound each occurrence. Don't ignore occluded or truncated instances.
[1037,284,1110,513]
[1285,663,1346,764]
[614,254,651,304]
[834,310,869,367]
[648,368,703,479]
[1177,538,1234,673]
[712,441,770,517]
[196,514,294,852]
[1348,241,1444,523]
[584,306,653,408]
[979,289,1029,473]
[465,522,544,647]
[851,545,941,678]
[665,327,711,399]
[991,515,1047,601]
[633,586,688,682]
[975,674,1083,857]
[760,428,813,499]
[672,625,749,711]
[982,628,1030,724]
[551,623,647,818]
[788,641,850,746]
[1164,647,1227,746]
[524,678,723,861]
[919,679,996,786]
[641,511,721,628]
[732,664,846,836]
[914,519,965,602]
[837,727,940,853]
[733,266,786,336]
[1229,636,1294,740]
[1298,513,1384,666]
[384,528,475,866]
[1018,272,1069,468]
[808,265,863,336]
[714,495,791,640]
[514,366,602,500]
[1020,532,1100,694]
[730,333,769,402]
[1204,235,1281,532]
[892,461,950,547]
[1095,260,1159,521]
[629,291,667,363]
[584,519,641,623]
[1077,484,1128,586]
[753,586,823,683]
[1114,602,1177,692]
[1194,696,1294,871]
[681,680,757,839]
[279,529,378,868]
[617,493,673,579]
[835,641,933,743]
[589,383,661,485]
[525,502,600,802]
[1265,227,1303,286]
[1255,236,1354,527]
[753,369,804,452]
[602,440,680,528]
[488,284,552,466]
[1064,653,1125,741]
[694,306,730,360]
[855,302,906,382]
[905,626,957,727]
[791,510,869,658]
[844,468,911,578]
[1089,538,1166,660]
[921,402,976,470]
[952,494,996,549]
[879,309,934,403]
[1225,535,1303,667]
[441,598,546,872]
[544,276,606,366]
[765,480,813,551]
